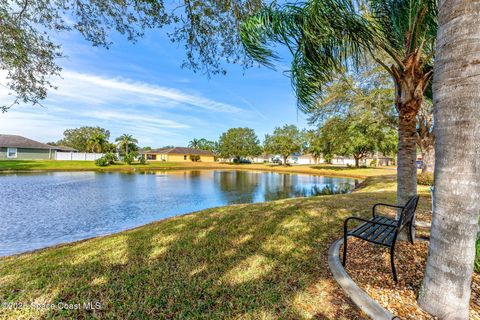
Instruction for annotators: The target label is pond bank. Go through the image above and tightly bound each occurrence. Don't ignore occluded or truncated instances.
[0,160,396,179]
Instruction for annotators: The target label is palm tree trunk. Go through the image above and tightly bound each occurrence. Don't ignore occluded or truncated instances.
[421,144,435,174]
[417,1,480,318]
[390,51,430,213]
[394,69,426,240]
[396,112,418,207]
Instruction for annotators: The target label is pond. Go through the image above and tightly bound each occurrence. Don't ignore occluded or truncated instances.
[0,170,359,256]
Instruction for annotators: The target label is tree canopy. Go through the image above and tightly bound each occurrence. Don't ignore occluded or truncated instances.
[1,0,263,111]
[86,133,109,153]
[115,134,138,155]
[56,126,110,152]
[263,124,305,164]
[318,114,397,167]
[188,138,217,152]
[218,127,262,161]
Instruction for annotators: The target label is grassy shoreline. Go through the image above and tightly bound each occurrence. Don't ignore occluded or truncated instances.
[0,160,396,179]
[0,173,432,319]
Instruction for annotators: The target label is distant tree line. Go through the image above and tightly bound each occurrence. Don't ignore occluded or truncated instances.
[188,121,396,167]
[49,126,139,156]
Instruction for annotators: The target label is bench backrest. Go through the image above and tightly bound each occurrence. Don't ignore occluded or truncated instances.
[398,195,420,230]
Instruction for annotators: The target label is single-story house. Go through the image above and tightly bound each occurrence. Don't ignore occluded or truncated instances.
[140,147,215,162]
[289,153,321,165]
[0,134,70,160]
[250,154,273,163]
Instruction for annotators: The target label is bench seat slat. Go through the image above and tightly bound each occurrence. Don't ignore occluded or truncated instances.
[356,218,389,237]
[350,216,395,236]
[348,216,397,245]
[374,226,396,243]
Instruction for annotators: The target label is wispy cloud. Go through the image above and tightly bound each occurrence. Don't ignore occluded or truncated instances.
[0,69,256,145]
[49,71,245,114]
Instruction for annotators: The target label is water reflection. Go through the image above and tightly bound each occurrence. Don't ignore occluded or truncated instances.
[0,170,359,256]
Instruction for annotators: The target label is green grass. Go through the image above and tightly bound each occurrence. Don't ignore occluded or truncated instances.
[0,175,433,319]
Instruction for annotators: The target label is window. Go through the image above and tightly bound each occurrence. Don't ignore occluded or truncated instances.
[146,154,156,160]
[184,155,187,160]
[7,147,17,158]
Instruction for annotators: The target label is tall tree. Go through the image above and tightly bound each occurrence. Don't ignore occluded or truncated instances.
[307,63,397,129]
[264,124,305,164]
[240,0,437,206]
[417,0,480,317]
[188,138,201,149]
[1,0,263,111]
[305,129,323,164]
[86,133,108,153]
[218,127,262,161]
[318,115,396,167]
[57,126,110,152]
[189,138,217,151]
[115,134,138,155]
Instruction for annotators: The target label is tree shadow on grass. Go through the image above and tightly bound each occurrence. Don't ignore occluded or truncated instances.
[0,190,430,319]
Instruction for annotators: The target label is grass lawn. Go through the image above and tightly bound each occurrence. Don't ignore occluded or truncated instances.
[0,175,433,319]
[0,160,396,179]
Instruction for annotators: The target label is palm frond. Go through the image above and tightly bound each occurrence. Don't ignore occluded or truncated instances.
[239,3,306,68]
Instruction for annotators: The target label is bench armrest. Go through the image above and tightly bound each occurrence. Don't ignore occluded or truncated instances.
[344,216,398,235]
[372,203,405,217]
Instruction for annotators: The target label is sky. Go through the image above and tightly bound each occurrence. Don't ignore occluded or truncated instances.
[0,22,310,147]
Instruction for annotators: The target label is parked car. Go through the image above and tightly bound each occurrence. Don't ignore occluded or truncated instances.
[416,160,423,169]
[271,158,282,164]
[239,159,251,164]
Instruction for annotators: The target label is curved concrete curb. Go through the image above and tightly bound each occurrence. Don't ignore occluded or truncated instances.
[328,238,395,320]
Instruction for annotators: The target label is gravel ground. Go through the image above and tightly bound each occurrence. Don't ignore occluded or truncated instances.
[342,237,480,319]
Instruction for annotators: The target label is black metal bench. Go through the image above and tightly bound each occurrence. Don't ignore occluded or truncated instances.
[342,195,420,282]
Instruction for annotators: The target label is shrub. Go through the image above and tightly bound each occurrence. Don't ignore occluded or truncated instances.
[190,155,200,162]
[123,152,136,165]
[104,152,118,164]
[95,157,109,166]
[139,156,147,165]
[417,173,434,186]
[369,159,377,167]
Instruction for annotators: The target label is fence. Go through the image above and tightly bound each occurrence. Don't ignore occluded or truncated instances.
[56,151,104,161]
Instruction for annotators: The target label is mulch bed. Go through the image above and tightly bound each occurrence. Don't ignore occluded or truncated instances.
[341,237,480,319]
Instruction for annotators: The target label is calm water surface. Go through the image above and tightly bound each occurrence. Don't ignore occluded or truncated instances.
[0,170,359,256]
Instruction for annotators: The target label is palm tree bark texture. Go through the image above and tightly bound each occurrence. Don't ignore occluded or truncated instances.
[418,0,480,318]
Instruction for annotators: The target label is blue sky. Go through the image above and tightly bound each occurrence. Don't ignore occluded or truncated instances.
[0,26,310,147]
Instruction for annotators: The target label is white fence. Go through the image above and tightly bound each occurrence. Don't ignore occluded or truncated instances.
[56,151,104,161]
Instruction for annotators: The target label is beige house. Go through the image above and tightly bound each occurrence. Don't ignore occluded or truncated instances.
[140,147,215,162]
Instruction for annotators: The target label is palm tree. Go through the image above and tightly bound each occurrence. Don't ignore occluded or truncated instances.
[86,133,107,153]
[417,1,480,317]
[115,134,138,155]
[240,0,437,208]
[188,138,200,149]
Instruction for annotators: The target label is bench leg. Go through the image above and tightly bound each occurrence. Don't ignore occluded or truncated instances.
[342,235,348,266]
[390,247,398,282]
[408,222,414,244]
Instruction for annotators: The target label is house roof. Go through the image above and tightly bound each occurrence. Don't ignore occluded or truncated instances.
[52,145,78,152]
[140,147,214,156]
[0,134,58,150]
